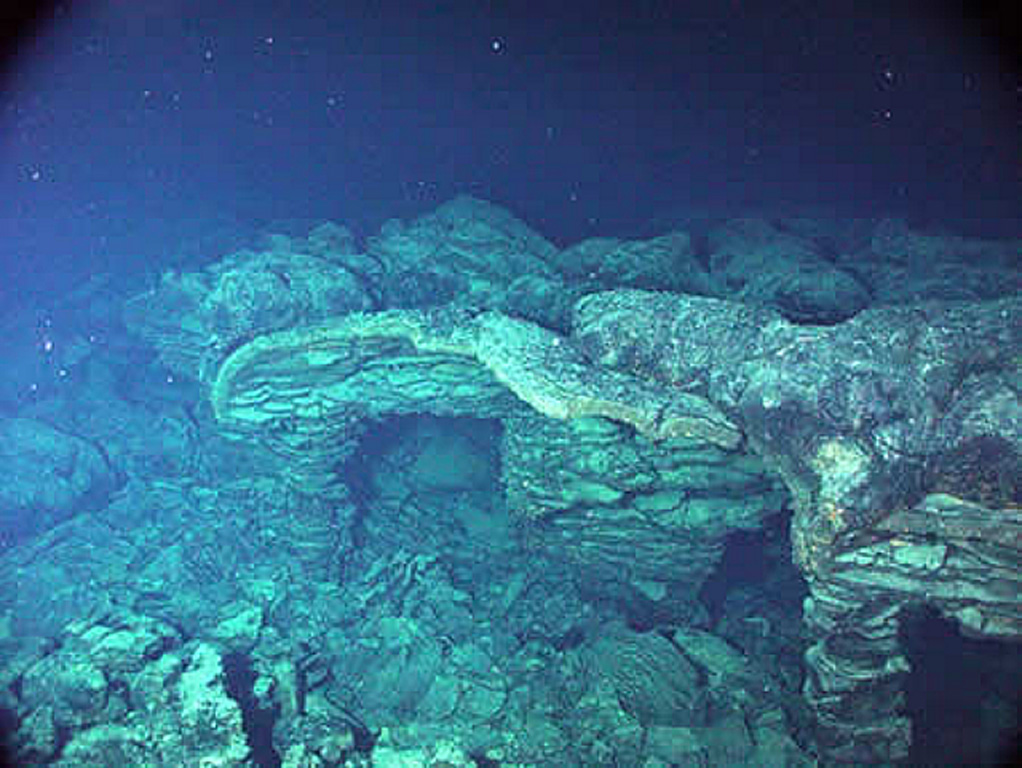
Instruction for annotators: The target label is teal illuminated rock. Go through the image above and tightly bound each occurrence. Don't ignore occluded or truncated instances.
[210,305,739,496]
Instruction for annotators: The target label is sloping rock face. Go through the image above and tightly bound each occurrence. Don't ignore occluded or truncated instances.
[0,417,117,542]
[572,288,1021,763]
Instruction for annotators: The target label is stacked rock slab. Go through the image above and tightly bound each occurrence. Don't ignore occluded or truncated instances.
[572,289,1021,764]
[501,409,785,597]
[210,304,757,605]
[210,305,738,494]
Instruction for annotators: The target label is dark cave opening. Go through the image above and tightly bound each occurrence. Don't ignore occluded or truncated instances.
[338,413,504,551]
[222,651,282,768]
[0,705,17,768]
[698,511,792,623]
[901,607,1022,768]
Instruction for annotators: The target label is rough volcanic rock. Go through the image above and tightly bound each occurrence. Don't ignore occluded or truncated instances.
[501,409,785,600]
[7,611,256,767]
[367,195,581,329]
[207,280,1019,765]
[368,195,558,305]
[124,232,375,381]
[572,287,1021,763]
[210,306,736,497]
[704,217,871,323]
[0,417,117,542]
[552,231,712,295]
[589,625,704,727]
[851,218,1022,305]
[129,203,1020,767]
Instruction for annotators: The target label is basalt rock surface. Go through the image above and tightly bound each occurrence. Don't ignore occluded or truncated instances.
[208,280,1020,764]
[572,288,1021,764]
[210,306,736,495]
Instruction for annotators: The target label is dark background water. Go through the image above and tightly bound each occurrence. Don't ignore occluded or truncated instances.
[1,0,1019,314]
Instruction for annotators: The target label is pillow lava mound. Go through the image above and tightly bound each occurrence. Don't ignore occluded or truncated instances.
[0,417,117,542]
